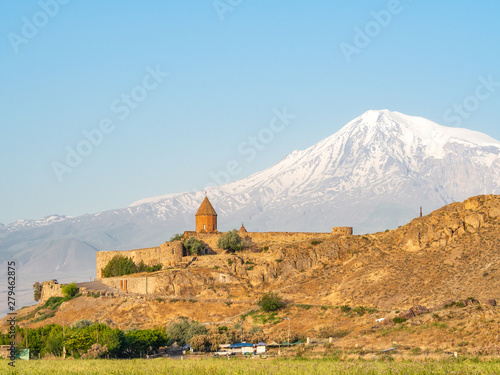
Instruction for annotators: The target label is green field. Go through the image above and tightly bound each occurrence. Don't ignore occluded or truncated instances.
[1,358,499,375]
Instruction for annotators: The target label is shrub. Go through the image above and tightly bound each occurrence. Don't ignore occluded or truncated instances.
[258,292,285,312]
[137,260,162,273]
[217,229,243,251]
[340,305,351,313]
[311,240,322,245]
[73,319,93,328]
[33,282,42,302]
[318,327,350,338]
[184,236,205,255]
[42,296,65,310]
[393,317,406,324]
[61,282,78,299]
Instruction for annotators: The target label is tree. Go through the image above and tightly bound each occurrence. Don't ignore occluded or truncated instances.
[121,329,167,358]
[102,255,136,277]
[190,334,208,352]
[258,292,285,312]
[44,327,64,357]
[170,233,184,241]
[33,282,42,302]
[64,330,93,357]
[100,329,122,357]
[61,282,78,299]
[184,236,205,255]
[217,229,243,251]
[166,318,208,346]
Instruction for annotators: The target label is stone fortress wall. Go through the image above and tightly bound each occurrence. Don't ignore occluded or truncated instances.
[40,280,63,302]
[96,241,183,279]
[185,227,354,254]
[95,197,352,281]
[99,275,159,294]
[95,227,353,279]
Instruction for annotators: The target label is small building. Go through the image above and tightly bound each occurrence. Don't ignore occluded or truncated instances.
[255,342,267,354]
[196,196,218,233]
[266,341,280,348]
[228,342,254,354]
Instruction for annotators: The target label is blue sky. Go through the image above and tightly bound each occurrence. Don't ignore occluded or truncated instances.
[1,0,499,224]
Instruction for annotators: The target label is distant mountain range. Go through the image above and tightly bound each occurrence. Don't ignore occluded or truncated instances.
[1,109,499,316]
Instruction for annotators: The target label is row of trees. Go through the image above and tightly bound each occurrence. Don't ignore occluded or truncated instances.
[1,315,296,359]
[102,256,162,278]
[9,291,290,359]
[170,229,249,255]
[0,322,167,359]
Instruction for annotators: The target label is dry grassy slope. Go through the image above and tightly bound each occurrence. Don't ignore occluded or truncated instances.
[2,195,499,342]
[272,194,500,309]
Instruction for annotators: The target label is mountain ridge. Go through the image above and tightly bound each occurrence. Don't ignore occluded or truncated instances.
[1,109,499,316]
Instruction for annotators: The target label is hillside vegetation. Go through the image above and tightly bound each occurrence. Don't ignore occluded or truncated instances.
[2,195,499,356]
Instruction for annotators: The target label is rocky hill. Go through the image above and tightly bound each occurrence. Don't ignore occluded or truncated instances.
[2,195,499,354]
[2,110,500,317]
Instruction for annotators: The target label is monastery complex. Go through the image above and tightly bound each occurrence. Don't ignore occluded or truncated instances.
[95,196,353,282]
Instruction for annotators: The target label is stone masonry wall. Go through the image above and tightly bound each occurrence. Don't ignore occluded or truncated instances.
[188,229,353,254]
[40,280,63,302]
[96,241,183,278]
[100,275,159,294]
[331,227,353,236]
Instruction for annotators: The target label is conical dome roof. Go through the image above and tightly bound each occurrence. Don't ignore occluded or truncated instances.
[195,196,217,216]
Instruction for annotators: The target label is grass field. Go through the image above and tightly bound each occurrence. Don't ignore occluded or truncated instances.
[1,357,499,375]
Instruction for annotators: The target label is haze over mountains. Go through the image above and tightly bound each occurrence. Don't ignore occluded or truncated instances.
[1,109,499,315]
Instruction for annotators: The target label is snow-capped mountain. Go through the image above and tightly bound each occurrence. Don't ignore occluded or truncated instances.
[3,215,72,232]
[1,109,499,315]
[131,109,500,233]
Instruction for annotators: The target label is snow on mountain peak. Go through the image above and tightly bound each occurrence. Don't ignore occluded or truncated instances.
[5,214,72,232]
[128,110,500,209]
[338,109,500,159]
